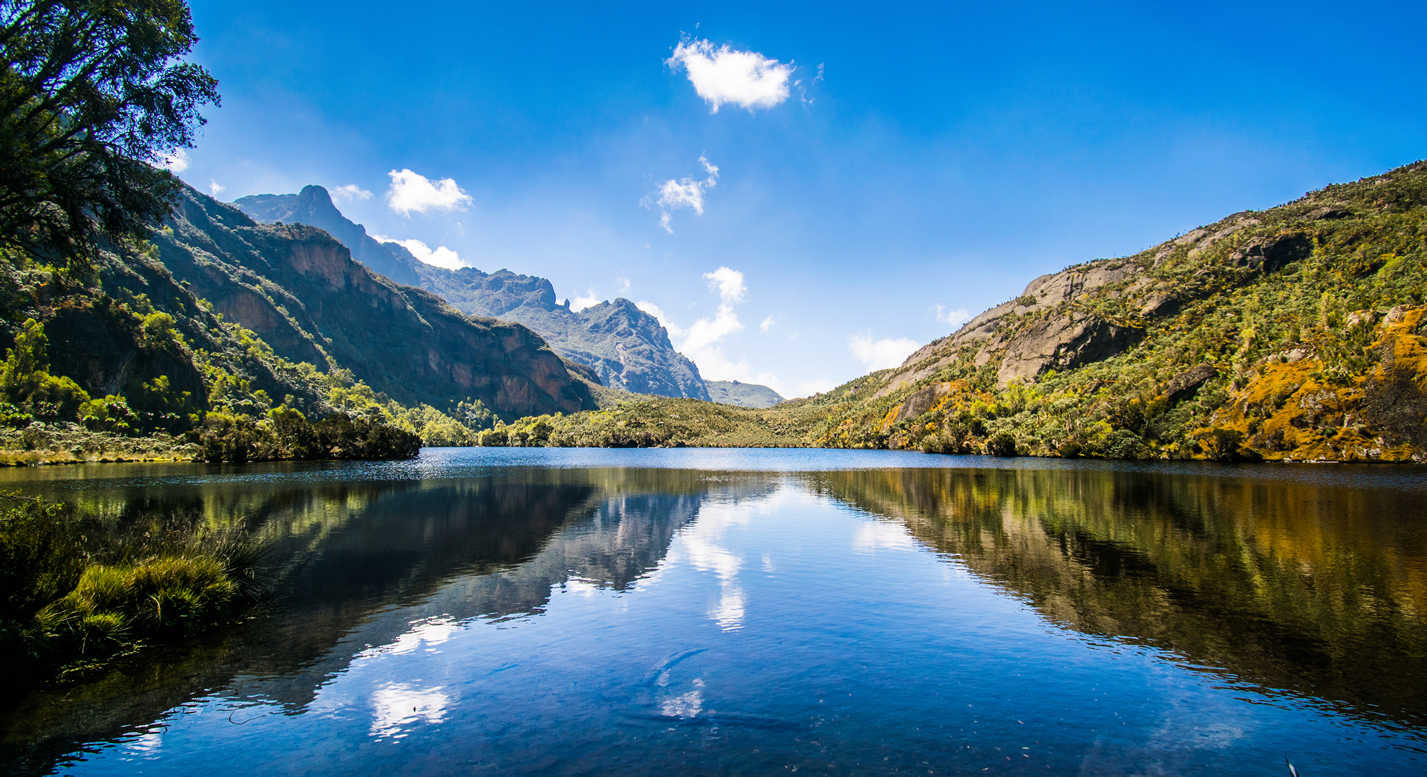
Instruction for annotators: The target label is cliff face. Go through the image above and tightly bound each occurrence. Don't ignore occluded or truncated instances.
[233,187,710,401]
[158,186,595,417]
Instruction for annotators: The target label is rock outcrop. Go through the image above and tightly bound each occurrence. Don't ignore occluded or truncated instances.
[160,186,595,417]
[233,187,710,401]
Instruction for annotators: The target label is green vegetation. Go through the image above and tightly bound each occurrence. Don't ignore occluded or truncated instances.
[0,0,218,264]
[0,493,264,693]
[811,161,1427,462]
[490,160,1427,463]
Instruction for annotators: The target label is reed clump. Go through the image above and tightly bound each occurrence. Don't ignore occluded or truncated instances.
[0,494,266,693]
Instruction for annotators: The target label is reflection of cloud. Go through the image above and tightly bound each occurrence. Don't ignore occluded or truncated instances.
[387,616,457,655]
[660,678,705,718]
[370,683,448,739]
[852,520,916,554]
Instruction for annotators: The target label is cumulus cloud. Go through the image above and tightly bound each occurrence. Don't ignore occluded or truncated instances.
[649,155,719,233]
[570,289,602,312]
[667,38,793,113]
[849,333,920,372]
[374,236,465,270]
[332,184,373,202]
[160,149,189,173]
[208,180,225,197]
[702,266,745,304]
[935,304,972,329]
[386,169,473,216]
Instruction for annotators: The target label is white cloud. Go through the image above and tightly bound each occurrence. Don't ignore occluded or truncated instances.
[794,378,838,397]
[759,315,776,334]
[667,38,793,113]
[617,276,631,293]
[208,180,225,197]
[161,149,189,173]
[849,333,920,372]
[702,266,745,305]
[650,155,719,233]
[935,305,972,329]
[681,300,743,354]
[375,236,465,270]
[332,184,373,202]
[636,300,686,338]
[386,169,473,216]
[571,289,602,312]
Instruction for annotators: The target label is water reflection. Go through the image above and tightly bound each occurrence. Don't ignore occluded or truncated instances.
[1,452,1425,776]
[808,466,1427,725]
[1,464,777,774]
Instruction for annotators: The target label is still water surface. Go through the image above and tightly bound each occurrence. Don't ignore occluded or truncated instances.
[2,448,1425,774]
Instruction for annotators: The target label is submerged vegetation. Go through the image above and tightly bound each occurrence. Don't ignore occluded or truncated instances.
[0,494,265,693]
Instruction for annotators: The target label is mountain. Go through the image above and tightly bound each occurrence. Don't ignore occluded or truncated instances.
[706,380,784,408]
[231,187,710,400]
[482,159,1427,463]
[156,185,595,417]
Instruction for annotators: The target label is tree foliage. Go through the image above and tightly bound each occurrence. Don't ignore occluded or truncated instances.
[0,0,218,263]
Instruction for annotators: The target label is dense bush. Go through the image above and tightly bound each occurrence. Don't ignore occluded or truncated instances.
[0,495,263,693]
[197,409,421,463]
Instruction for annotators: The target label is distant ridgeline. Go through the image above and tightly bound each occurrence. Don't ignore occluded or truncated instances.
[233,186,711,401]
[0,182,598,462]
[707,380,784,409]
[470,159,1427,463]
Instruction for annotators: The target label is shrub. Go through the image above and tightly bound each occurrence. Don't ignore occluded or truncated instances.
[987,432,1018,457]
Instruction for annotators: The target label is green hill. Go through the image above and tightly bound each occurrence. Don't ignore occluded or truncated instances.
[488,159,1427,462]
[0,182,597,462]
[706,380,784,408]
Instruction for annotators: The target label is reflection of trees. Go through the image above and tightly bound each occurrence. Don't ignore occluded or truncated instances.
[2,466,773,775]
[807,467,1427,726]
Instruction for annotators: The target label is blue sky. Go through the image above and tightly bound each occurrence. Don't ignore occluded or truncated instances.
[178,0,1427,397]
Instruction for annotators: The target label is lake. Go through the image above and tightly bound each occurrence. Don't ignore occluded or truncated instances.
[2,448,1425,775]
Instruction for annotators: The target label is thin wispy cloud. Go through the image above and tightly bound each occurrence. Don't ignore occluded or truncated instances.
[387,169,472,216]
[667,38,793,113]
[648,156,719,233]
[849,333,919,372]
[374,235,465,270]
[332,184,373,202]
[759,315,776,334]
[208,180,225,197]
[935,305,972,329]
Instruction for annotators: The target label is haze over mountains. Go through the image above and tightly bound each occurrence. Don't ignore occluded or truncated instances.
[233,186,747,403]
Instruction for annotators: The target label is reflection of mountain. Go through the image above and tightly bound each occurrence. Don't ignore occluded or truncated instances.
[808,467,1427,726]
[1,468,772,775]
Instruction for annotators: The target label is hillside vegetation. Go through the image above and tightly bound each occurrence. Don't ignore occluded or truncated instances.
[490,160,1427,462]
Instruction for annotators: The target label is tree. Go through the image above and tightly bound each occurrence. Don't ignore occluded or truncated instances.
[0,1,218,265]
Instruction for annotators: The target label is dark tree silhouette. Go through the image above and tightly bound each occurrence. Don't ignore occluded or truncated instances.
[0,0,218,265]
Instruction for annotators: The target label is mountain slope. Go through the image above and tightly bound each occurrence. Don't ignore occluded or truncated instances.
[810,158,1427,461]
[232,187,710,400]
[707,380,784,408]
[155,185,595,418]
[475,159,1427,463]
